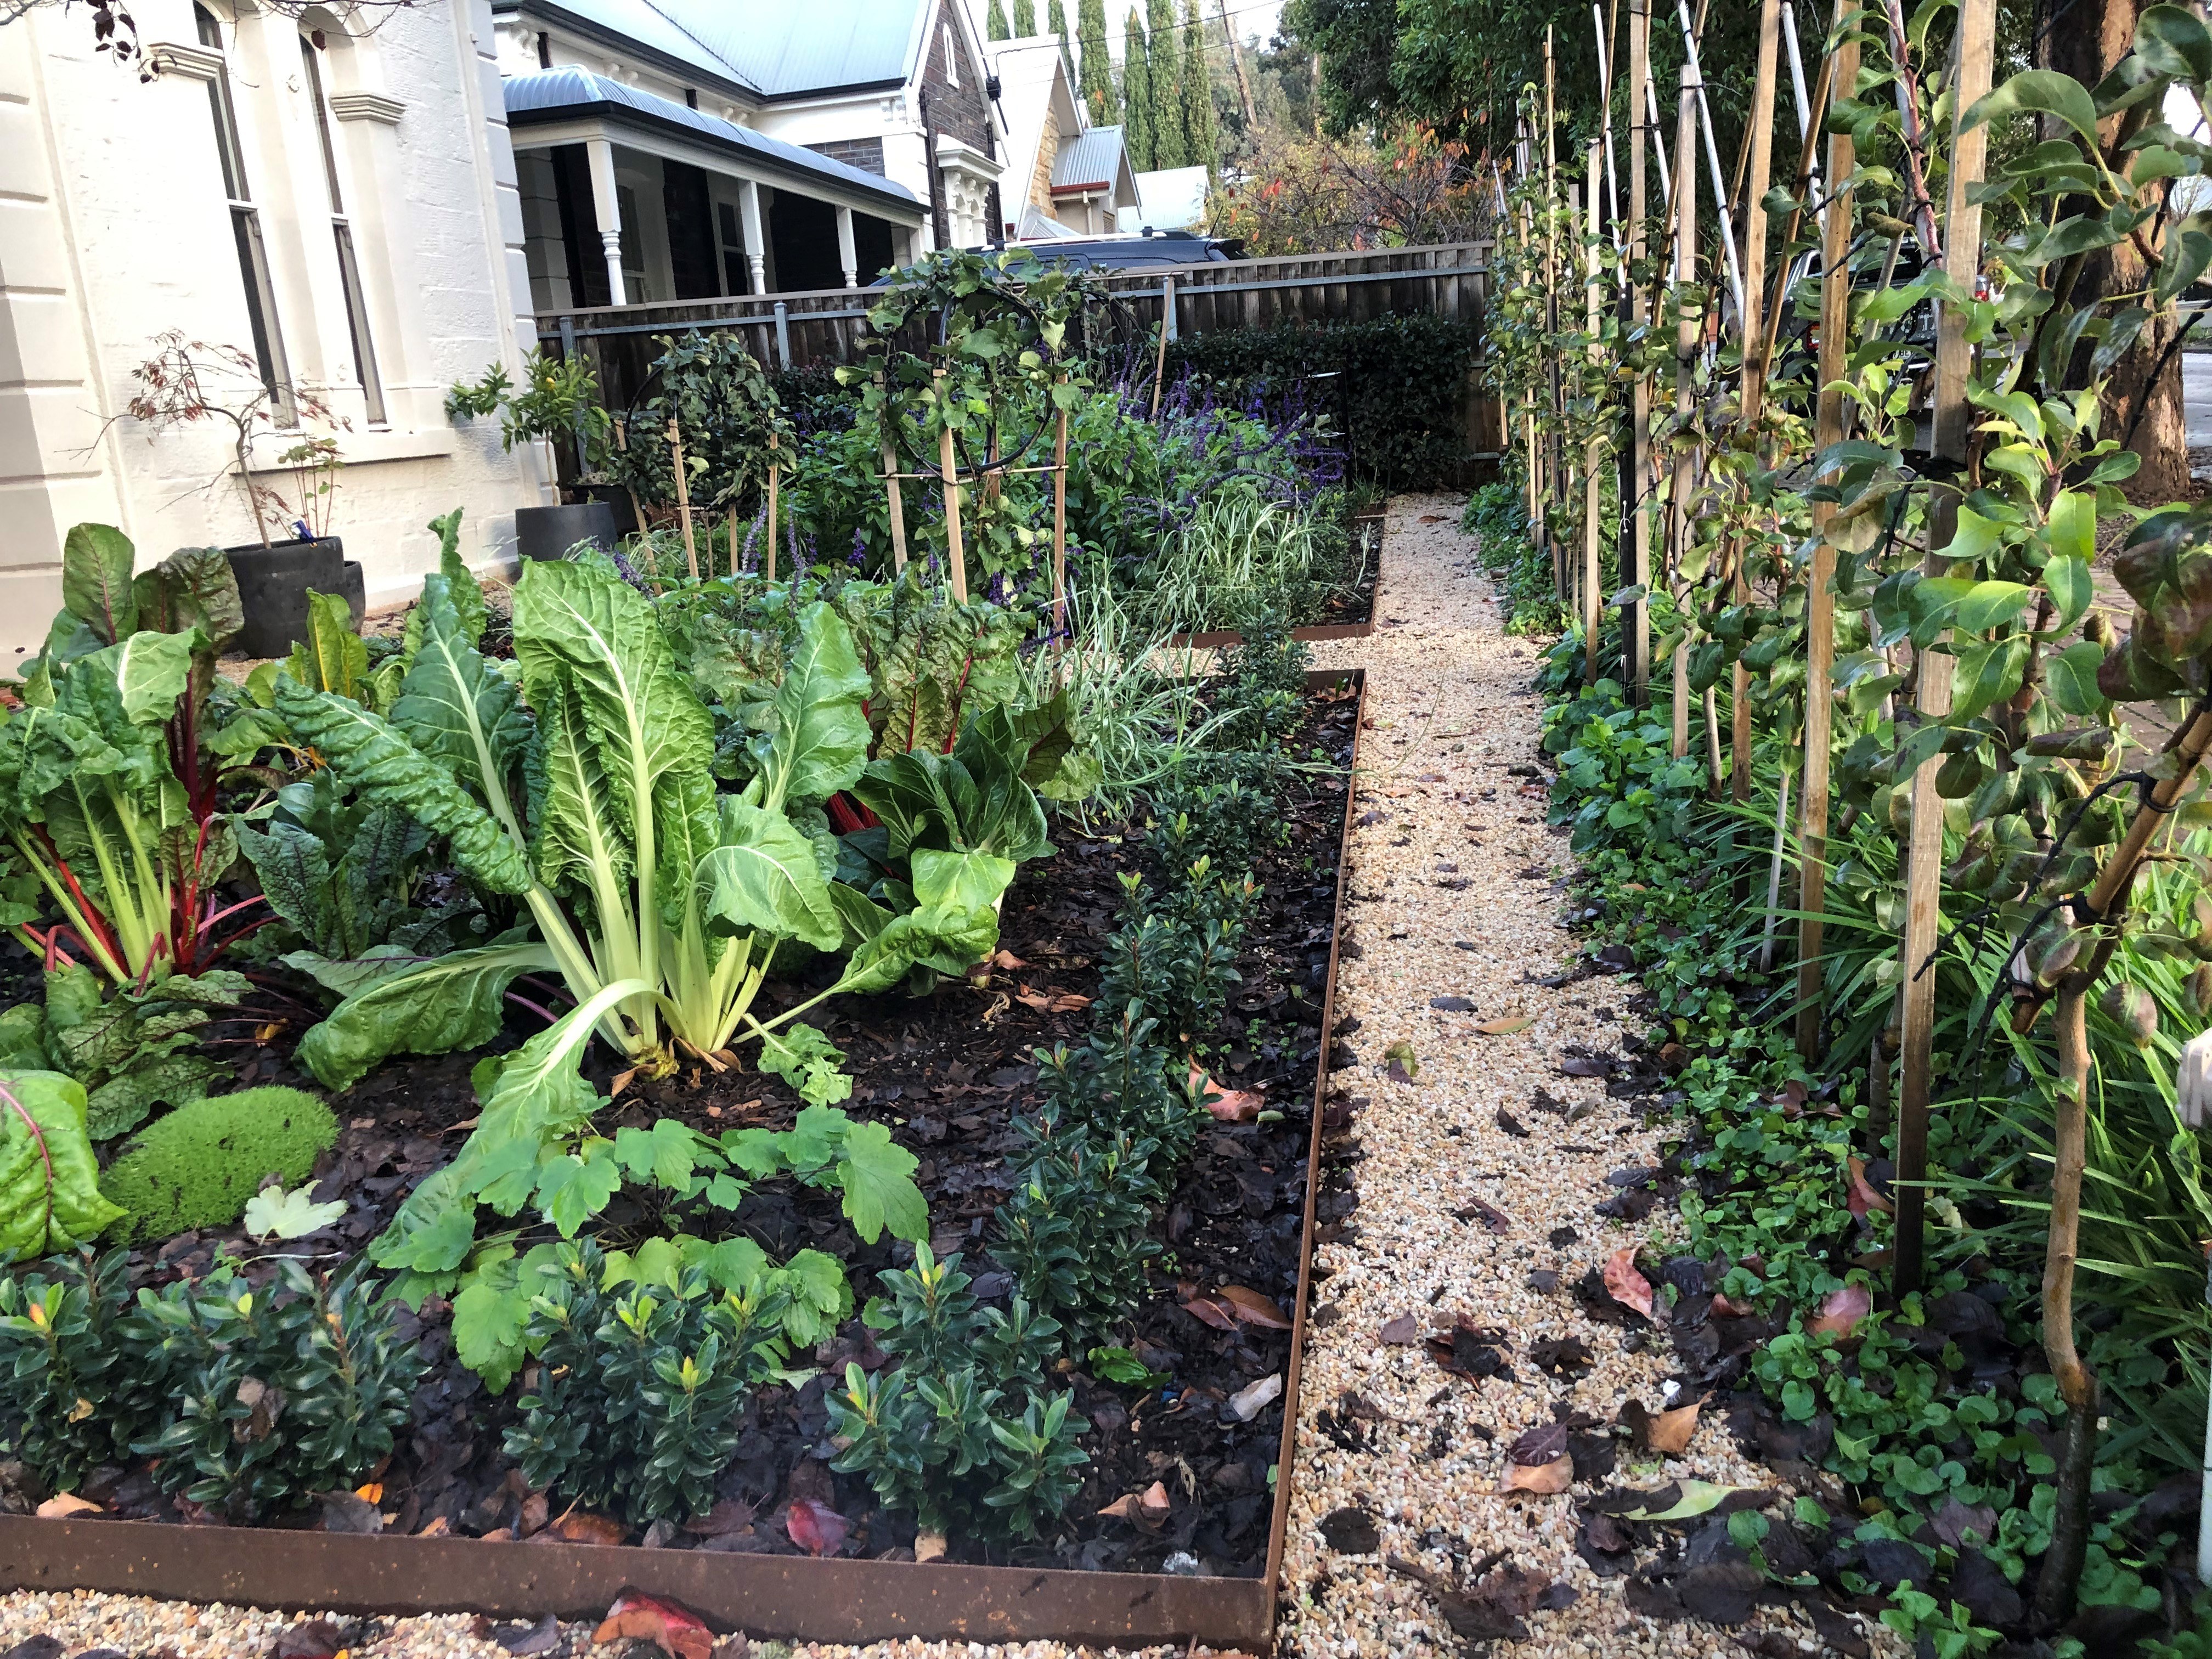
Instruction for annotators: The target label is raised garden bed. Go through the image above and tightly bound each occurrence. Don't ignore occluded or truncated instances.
[1170,520,1384,650]
[0,672,1365,1654]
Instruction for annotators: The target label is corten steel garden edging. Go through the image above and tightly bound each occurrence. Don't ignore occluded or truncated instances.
[0,670,1368,1654]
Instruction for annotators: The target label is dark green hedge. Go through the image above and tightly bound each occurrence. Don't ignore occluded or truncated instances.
[1165,315,1481,492]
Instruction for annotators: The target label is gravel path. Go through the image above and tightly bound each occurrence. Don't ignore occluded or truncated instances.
[0,497,1880,1659]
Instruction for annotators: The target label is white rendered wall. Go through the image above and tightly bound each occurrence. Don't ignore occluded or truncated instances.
[0,0,544,663]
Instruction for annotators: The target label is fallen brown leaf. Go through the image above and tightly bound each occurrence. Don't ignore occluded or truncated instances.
[1215,1284,1292,1329]
[1844,1156,1894,1217]
[549,1509,625,1546]
[1805,1283,1872,1341]
[990,948,1029,970]
[1476,1015,1535,1035]
[35,1493,103,1519]
[1454,1195,1513,1233]
[1015,984,1093,1014]
[1098,1480,1172,1530]
[1378,1313,1423,1344]
[1500,1454,1573,1495]
[1603,1248,1656,1319]
[1646,1398,1703,1455]
[594,1590,713,1659]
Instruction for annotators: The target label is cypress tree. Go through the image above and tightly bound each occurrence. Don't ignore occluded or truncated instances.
[1145,0,1183,168]
[1048,0,1071,75]
[1178,0,1215,176]
[1122,8,1153,172]
[1076,0,1119,125]
[1013,0,1036,31]
[987,0,1009,39]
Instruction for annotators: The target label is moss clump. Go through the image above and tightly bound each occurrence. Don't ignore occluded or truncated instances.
[100,1087,338,1242]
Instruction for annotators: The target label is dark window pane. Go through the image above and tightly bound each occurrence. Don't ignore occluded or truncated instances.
[333,223,385,425]
[232,205,295,426]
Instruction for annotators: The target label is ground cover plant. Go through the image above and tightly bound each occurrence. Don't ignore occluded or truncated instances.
[0,245,1361,1569]
[1486,2,2212,1650]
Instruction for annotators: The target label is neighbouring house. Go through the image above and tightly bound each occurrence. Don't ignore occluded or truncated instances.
[0,0,546,658]
[988,35,1138,240]
[1133,163,1208,233]
[494,0,1012,306]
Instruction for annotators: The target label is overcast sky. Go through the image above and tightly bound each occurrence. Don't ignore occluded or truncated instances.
[961,0,1290,67]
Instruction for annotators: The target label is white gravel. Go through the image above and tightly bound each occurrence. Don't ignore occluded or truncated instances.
[0,497,1887,1659]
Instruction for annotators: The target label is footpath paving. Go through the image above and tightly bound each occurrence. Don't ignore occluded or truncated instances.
[0,498,1882,1659]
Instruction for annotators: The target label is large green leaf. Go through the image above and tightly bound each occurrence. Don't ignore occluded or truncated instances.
[748,602,872,811]
[1963,69,2102,148]
[428,508,488,648]
[837,898,1000,993]
[391,578,532,813]
[1950,636,2032,720]
[296,937,562,1090]
[833,1118,926,1244]
[276,680,531,895]
[2137,4,2212,82]
[2046,640,2112,718]
[0,1070,126,1254]
[61,524,138,647]
[286,590,371,701]
[698,800,843,950]
[132,546,243,652]
[912,847,1016,913]
[526,674,636,900]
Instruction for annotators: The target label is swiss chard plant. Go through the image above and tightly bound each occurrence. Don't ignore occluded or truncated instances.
[0,526,263,987]
[276,553,1002,1093]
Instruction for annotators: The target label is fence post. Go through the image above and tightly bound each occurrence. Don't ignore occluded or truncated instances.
[1545,27,1566,603]
[1895,0,1995,1296]
[1795,0,1861,1060]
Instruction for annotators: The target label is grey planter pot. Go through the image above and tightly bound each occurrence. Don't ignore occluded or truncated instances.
[224,537,346,658]
[515,501,619,563]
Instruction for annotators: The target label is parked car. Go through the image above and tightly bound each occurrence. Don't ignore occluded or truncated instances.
[1770,228,1938,411]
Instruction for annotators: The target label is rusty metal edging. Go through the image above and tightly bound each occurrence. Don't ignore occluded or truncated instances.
[1259,667,1364,1635]
[0,672,1370,1654]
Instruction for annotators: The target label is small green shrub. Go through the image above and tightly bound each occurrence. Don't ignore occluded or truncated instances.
[99,1086,338,1241]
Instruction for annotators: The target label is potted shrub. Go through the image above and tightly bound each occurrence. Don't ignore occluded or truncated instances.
[448,351,618,562]
[118,333,357,658]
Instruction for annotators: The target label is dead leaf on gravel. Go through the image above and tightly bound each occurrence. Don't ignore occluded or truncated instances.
[594,1591,713,1659]
[1426,1319,1513,1380]
[1015,984,1093,1014]
[268,1619,346,1659]
[492,1613,561,1655]
[1528,1334,1592,1375]
[1429,995,1475,1011]
[1806,1283,1872,1340]
[1453,1195,1512,1233]
[1508,1422,1569,1465]
[1647,1399,1703,1455]
[1500,1455,1573,1495]
[1603,1248,1656,1319]
[1318,1505,1381,1553]
[1387,1555,1545,1643]
[1493,1108,1529,1137]
[34,1493,103,1519]
[1378,1313,1423,1344]
[1383,1040,1420,1080]
[1476,1015,1535,1035]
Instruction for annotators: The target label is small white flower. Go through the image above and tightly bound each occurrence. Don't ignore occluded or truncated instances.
[2179,1030,2212,1128]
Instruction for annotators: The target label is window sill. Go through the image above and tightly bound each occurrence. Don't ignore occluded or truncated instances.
[244,427,458,472]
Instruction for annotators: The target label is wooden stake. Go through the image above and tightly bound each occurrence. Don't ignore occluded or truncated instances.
[667,417,699,582]
[1625,0,1652,702]
[1895,0,1995,1296]
[1732,0,1782,804]
[1793,0,1859,1060]
[1668,60,1697,764]
[1149,276,1176,419]
[1052,372,1070,652]
[877,372,910,574]
[765,433,781,584]
[1545,28,1566,603]
[1583,142,1602,687]
[934,367,968,603]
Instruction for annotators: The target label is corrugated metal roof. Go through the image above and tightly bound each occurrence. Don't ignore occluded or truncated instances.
[505,67,921,208]
[509,0,929,98]
[1051,125,1124,193]
[1133,164,1209,230]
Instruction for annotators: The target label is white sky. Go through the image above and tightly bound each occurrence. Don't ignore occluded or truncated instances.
[960,0,1289,69]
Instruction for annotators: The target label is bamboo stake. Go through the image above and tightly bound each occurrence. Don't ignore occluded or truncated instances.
[765,434,781,584]
[1052,371,1069,653]
[1545,28,1566,604]
[1896,0,1995,1297]
[1625,0,1652,702]
[1668,62,1697,764]
[723,506,734,583]
[877,371,911,574]
[667,417,699,582]
[1149,276,1176,418]
[1793,0,1859,1060]
[1731,0,1782,805]
[1584,142,1603,686]
[934,367,968,603]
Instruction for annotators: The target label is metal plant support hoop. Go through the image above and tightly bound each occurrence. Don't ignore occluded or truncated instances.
[0,670,1369,1656]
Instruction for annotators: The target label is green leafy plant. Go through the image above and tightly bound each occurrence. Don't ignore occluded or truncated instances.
[0,1073,126,1258]
[276,556,1001,1090]
[0,962,247,1140]
[1096,866,1253,1052]
[98,1086,337,1242]
[828,1244,1086,1542]
[0,1249,419,1517]
[503,1241,786,1526]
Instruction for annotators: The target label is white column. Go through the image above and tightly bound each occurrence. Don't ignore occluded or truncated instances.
[740,179,767,292]
[584,136,625,306]
[836,204,858,287]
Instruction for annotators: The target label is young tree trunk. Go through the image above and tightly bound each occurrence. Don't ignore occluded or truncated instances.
[2033,978,2097,1627]
[2041,0,2188,500]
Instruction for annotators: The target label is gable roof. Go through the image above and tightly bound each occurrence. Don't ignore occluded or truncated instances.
[501,0,939,100]
[505,66,922,211]
[1052,125,1135,201]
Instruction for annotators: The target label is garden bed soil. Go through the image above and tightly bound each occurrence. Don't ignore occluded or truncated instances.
[0,672,1365,1654]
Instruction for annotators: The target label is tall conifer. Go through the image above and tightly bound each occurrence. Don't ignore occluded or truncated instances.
[1178,0,1215,175]
[1122,8,1154,171]
[1145,0,1183,168]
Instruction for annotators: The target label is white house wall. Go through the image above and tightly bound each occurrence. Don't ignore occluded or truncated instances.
[0,0,542,660]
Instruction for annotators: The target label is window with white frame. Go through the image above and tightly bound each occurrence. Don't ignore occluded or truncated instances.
[300,30,386,426]
[194,3,295,425]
